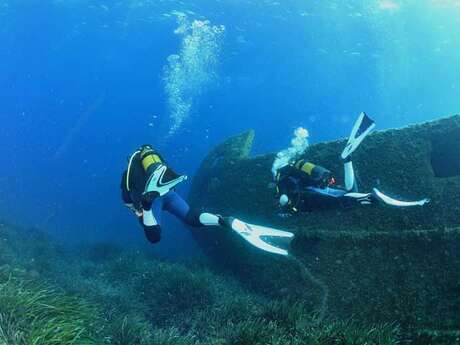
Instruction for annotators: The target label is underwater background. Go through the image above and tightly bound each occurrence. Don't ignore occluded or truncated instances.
[1,0,460,344]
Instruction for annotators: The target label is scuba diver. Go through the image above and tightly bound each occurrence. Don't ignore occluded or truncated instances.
[275,112,430,213]
[121,145,294,256]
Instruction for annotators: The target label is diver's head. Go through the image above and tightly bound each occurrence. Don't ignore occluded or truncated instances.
[279,194,289,207]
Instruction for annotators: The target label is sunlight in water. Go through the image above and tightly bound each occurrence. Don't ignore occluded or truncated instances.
[378,0,400,11]
[163,13,225,135]
[430,0,460,7]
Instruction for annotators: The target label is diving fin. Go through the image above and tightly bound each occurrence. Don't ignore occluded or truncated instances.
[373,188,430,207]
[143,164,187,197]
[341,112,376,160]
[223,217,294,256]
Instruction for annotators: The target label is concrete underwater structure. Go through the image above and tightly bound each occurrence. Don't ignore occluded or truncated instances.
[188,115,460,336]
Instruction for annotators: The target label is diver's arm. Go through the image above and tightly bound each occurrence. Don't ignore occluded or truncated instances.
[120,171,132,205]
[159,191,223,227]
[121,171,141,215]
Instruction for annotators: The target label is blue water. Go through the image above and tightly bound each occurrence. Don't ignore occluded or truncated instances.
[1,0,459,256]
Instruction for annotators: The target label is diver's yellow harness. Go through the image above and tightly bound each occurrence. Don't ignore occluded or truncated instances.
[125,147,163,192]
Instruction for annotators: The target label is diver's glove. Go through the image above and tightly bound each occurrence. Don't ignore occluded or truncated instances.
[279,194,289,207]
[125,203,143,217]
[277,194,298,215]
[276,194,293,217]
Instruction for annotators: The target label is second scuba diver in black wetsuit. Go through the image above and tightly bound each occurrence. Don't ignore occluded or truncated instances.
[121,144,295,255]
[274,113,430,214]
[275,159,360,212]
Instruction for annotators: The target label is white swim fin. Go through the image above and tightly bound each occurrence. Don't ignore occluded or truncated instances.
[144,164,187,197]
[341,112,376,160]
[223,217,294,256]
[373,188,430,207]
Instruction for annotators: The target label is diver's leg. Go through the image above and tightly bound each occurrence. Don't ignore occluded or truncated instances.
[303,187,348,210]
[344,160,358,192]
[163,191,221,227]
[162,191,189,221]
[164,192,296,256]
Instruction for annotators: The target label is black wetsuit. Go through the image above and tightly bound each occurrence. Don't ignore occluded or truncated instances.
[276,161,355,212]
[121,149,203,244]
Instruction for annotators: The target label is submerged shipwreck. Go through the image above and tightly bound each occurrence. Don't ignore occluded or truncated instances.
[189,115,460,337]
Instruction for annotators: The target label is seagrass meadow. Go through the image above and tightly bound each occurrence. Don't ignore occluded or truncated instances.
[188,115,460,344]
[1,222,404,345]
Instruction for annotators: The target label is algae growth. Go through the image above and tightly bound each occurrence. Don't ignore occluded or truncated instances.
[0,221,406,345]
[188,115,460,344]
